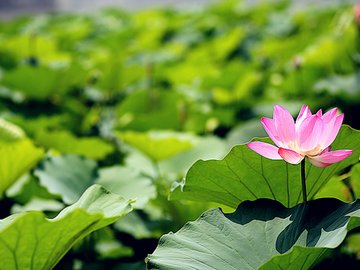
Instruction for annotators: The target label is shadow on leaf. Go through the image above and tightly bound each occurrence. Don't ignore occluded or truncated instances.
[226,198,360,253]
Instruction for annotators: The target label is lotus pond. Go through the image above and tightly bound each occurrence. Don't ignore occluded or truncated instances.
[0,1,359,269]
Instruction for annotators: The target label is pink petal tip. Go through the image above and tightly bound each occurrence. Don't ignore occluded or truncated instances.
[308,150,353,168]
[247,141,282,160]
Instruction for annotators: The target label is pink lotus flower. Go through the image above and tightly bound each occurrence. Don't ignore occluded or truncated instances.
[247,105,352,167]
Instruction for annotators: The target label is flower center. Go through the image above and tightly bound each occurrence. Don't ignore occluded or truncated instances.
[287,141,302,153]
[303,144,323,157]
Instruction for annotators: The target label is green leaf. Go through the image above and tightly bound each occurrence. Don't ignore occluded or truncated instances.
[159,136,228,175]
[114,211,160,239]
[122,135,227,179]
[34,155,98,204]
[1,65,59,100]
[1,61,85,101]
[351,163,360,198]
[0,184,132,270]
[211,27,245,60]
[0,139,44,198]
[302,36,354,69]
[314,176,350,202]
[96,166,156,209]
[116,90,184,131]
[0,118,25,142]
[116,131,193,162]
[147,198,360,270]
[36,130,114,160]
[6,175,60,205]
[171,126,360,208]
[0,35,69,63]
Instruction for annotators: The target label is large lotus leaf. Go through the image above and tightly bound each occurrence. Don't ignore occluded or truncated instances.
[314,176,350,202]
[147,198,360,270]
[34,155,98,204]
[96,166,156,209]
[171,126,360,208]
[36,130,114,160]
[116,131,193,162]
[0,184,132,270]
[0,139,44,198]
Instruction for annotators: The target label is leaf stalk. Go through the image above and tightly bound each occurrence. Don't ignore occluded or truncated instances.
[301,159,307,203]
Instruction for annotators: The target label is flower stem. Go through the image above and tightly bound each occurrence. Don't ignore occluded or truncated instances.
[301,159,307,203]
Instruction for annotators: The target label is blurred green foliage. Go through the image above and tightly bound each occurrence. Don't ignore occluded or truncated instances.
[0,0,359,269]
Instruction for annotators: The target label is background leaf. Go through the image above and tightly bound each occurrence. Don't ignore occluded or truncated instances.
[159,136,228,175]
[96,166,156,209]
[116,131,193,162]
[36,130,114,160]
[0,139,44,198]
[1,65,60,100]
[34,155,98,204]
